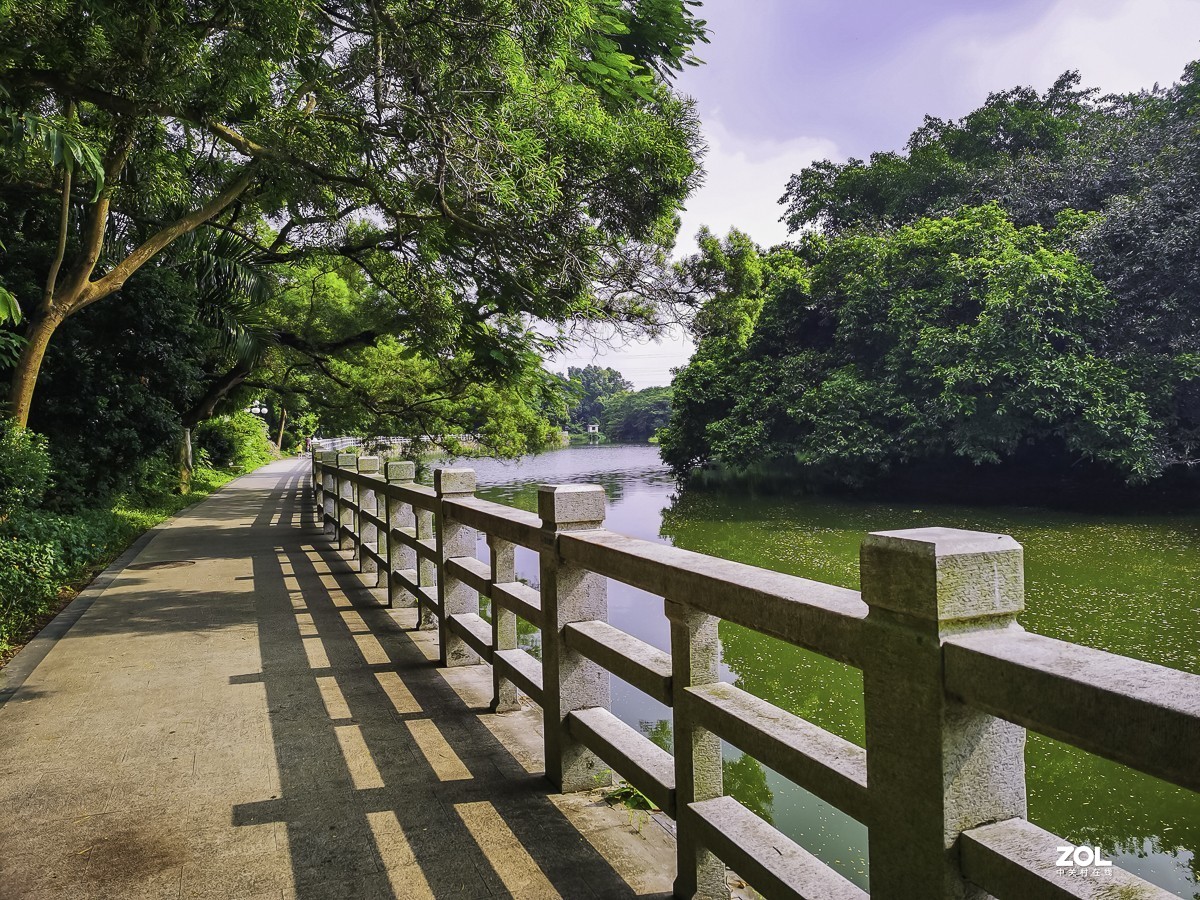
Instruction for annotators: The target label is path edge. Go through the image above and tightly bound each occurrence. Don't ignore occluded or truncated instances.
[0,462,284,708]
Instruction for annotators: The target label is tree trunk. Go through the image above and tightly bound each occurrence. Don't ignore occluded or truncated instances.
[5,160,255,426]
[182,359,254,431]
[177,427,193,495]
[8,310,64,427]
[275,407,287,449]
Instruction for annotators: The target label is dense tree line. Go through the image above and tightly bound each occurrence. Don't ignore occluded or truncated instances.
[0,0,706,652]
[0,0,707,502]
[662,62,1200,494]
[564,364,632,430]
[600,385,672,441]
[560,364,670,441]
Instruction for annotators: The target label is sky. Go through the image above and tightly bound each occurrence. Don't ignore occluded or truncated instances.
[552,0,1200,388]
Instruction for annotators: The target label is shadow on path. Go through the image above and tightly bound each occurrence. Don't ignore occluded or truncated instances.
[234,466,657,898]
[0,461,669,900]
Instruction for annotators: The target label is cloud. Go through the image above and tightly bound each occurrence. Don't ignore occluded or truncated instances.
[551,329,694,390]
[897,0,1200,124]
[674,118,839,256]
[979,0,1200,93]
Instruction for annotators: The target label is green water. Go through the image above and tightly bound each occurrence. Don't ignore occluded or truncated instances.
[461,443,1200,896]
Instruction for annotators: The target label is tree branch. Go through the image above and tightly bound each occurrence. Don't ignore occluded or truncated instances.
[41,99,75,312]
[81,164,259,307]
[57,124,136,305]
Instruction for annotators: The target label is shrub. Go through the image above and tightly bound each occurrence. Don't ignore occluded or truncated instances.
[194,411,276,471]
[0,509,118,650]
[0,467,237,654]
[0,422,51,515]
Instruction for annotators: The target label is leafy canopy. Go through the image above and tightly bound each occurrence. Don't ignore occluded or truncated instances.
[661,205,1196,486]
[0,0,706,422]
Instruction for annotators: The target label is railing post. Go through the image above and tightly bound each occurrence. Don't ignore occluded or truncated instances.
[336,452,356,551]
[356,456,381,579]
[385,461,417,608]
[417,498,438,631]
[311,449,319,513]
[434,468,478,667]
[538,484,611,792]
[321,451,338,539]
[489,534,520,712]
[860,528,1027,900]
[667,598,727,900]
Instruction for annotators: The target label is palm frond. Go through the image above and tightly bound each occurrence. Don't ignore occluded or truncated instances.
[0,330,24,369]
[176,228,276,366]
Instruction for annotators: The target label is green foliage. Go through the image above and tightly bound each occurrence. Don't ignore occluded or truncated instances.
[567,364,634,427]
[0,97,106,199]
[600,386,672,441]
[0,421,50,514]
[195,411,276,470]
[0,465,234,654]
[666,59,1200,491]
[780,71,1110,235]
[0,237,24,367]
[0,0,705,429]
[779,59,1200,408]
[27,262,215,502]
[664,206,1192,487]
[723,754,774,824]
[604,781,658,811]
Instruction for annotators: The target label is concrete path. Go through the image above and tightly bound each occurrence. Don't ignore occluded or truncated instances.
[0,460,674,900]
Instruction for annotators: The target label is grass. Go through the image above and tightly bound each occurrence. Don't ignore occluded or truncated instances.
[106,466,237,537]
[0,465,240,665]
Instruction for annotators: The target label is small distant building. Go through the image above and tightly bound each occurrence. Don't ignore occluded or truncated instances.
[586,423,600,434]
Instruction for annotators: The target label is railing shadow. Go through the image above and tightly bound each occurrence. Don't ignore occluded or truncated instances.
[233,470,660,898]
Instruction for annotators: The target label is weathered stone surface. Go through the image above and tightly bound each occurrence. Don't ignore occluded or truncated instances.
[961,818,1177,899]
[433,467,476,497]
[539,484,611,793]
[666,598,727,900]
[862,528,1028,900]
[435,467,479,668]
[538,483,606,530]
[385,460,414,482]
[861,527,1024,624]
[945,628,1200,793]
[308,459,1194,900]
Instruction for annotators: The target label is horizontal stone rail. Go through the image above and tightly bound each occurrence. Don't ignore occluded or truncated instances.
[312,452,1199,900]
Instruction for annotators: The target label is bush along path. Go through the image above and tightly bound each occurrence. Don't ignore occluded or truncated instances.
[0,417,281,664]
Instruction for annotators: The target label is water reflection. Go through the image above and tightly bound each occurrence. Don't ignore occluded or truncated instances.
[458,444,1199,897]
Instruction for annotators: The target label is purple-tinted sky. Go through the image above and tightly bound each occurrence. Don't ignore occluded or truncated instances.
[557,0,1200,387]
[681,0,1059,158]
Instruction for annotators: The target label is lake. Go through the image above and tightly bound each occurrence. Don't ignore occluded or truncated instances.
[451,442,1199,896]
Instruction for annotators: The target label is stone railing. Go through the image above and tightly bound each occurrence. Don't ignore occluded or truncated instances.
[311,451,1199,900]
[310,435,478,454]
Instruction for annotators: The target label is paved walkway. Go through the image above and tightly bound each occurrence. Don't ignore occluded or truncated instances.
[0,460,674,900]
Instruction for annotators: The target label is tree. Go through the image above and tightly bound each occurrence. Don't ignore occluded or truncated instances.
[664,206,1196,487]
[27,258,220,500]
[241,258,570,457]
[600,385,672,441]
[779,71,1124,236]
[659,228,796,472]
[566,364,633,427]
[0,0,706,425]
[778,60,1200,378]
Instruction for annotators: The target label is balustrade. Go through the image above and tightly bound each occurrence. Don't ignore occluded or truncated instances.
[311,451,1198,900]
